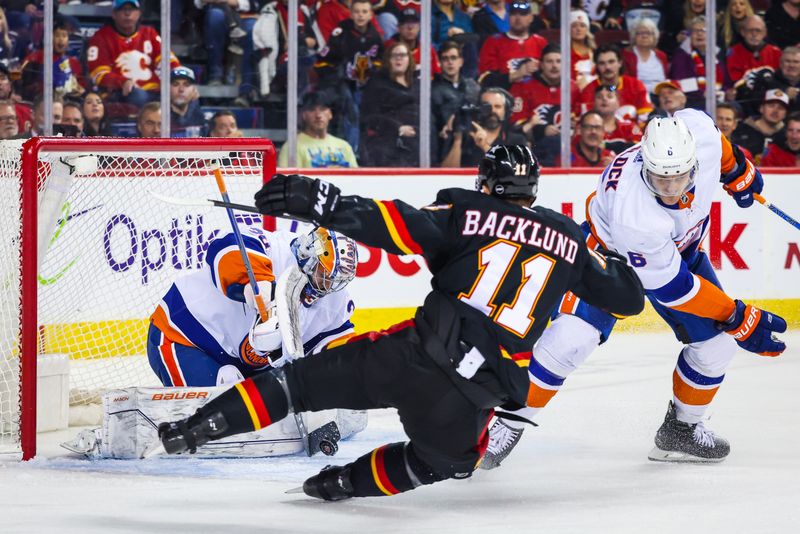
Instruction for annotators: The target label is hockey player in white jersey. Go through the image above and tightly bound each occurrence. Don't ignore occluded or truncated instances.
[147,225,359,387]
[483,109,787,467]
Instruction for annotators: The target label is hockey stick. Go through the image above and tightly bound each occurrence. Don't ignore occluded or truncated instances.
[210,163,313,456]
[754,193,800,231]
[147,189,261,214]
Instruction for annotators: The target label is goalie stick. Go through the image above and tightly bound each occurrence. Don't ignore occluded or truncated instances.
[210,163,315,456]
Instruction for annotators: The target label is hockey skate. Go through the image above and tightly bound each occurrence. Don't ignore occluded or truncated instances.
[648,401,730,463]
[480,418,525,470]
[302,465,354,501]
[158,411,229,455]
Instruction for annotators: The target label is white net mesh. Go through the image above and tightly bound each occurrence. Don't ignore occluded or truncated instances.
[0,139,271,455]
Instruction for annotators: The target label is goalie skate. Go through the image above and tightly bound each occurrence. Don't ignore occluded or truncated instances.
[648,402,730,463]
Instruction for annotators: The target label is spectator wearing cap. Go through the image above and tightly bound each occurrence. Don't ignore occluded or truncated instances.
[732,88,790,159]
[0,63,32,134]
[385,9,441,76]
[169,67,204,137]
[569,10,595,90]
[764,0,800,51]
[510,44,579,166]
[761,112,800,167]
[21,18,86,102]
[432,40,480,163]
[579,44,653,124]
[208,110,242,138]
[478,1,547,89]
[669,16,723,110]
[653,80,687,116]
[555,110,614,167]
[87,0,180,108]
[0,99,18,139]
[278,92,358,168]
[593,84,642,154]
[716,103,753,160]
[622,18,668,95]
[725,15,781,86]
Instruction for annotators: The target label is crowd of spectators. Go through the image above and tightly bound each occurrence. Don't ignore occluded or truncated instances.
[1,0,799,168]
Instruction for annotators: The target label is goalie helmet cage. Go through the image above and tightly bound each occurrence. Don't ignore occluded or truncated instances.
[1,137,276,460]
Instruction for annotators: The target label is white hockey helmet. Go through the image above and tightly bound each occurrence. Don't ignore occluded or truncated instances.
[291,227,358,297]
[640,116,698,198]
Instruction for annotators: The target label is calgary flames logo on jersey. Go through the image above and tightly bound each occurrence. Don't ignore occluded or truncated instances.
[347,46,379,87]
[115,48,155,83]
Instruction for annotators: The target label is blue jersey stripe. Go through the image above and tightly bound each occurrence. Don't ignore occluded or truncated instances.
[303,320,355,353]
[651,261,694,304]
[677,351,725,386]
[162,285,230,359]
[528,355,565,387]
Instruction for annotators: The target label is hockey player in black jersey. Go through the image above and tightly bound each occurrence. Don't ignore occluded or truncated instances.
[157,145,645,501]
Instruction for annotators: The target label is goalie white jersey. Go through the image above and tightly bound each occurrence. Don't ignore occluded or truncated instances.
[150,227,356,377]
[586,109,724,303]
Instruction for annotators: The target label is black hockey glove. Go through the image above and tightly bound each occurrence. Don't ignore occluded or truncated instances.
[254,174,341,226]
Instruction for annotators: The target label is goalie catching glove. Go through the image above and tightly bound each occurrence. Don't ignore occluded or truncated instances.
[716,300,787,356]
[254,173,341,226]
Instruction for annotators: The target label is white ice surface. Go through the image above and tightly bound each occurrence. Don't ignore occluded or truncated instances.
[3,331,799,534]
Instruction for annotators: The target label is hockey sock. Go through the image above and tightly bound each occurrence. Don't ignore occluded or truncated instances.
[525,355,566,416]
[672,350,724,424]
[192,372,290,439]
[346,442,444,497]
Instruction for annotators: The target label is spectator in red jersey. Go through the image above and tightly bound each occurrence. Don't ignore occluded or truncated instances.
[87,0,180,108]
[761,112,800,167]
[653,80,687,116]
[670,16,724,110]
[21,18,86,101]
[555,110,614,167]
[0,63,31,134]
[725,15,781,87]
[732,88,789,159]
[478,1,547,89]
[593,84,642,154]
[764,0,800,52]
[738,47,800,118]
[569,10,595,90]
[622,18,668,95]
[510,44,579,166]
[136,101,161,138]
[0,99,18,139]
[579,44,653,124]
[385,8,441,75]
[82,91,112,137]
[314,0,351,47]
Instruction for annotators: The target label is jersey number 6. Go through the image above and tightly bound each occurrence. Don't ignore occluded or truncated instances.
[458,240,556,338]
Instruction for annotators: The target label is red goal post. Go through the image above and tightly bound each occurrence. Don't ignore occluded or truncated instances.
[2,137,276,460]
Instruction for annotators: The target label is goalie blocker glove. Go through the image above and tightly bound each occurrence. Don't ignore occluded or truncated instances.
[720,144,763,208]
[716,300,787,356]
[254,174,341,226]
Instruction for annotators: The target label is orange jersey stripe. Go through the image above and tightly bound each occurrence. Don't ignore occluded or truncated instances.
[526,381,560,409]
[720,133,736,175]
[672,370,719,405]
[215,249,274,295]
[159,337,185,387]
[370,446,400,496]
[324,333,357,350]
[150,305,193,347]
[670,275,736,322]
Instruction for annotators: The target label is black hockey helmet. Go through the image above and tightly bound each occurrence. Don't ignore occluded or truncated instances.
[476,144,540,200]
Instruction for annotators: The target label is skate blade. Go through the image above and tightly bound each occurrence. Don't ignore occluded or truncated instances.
[142,443,167,459]
[647,447,726,464]
[285,486,305,495]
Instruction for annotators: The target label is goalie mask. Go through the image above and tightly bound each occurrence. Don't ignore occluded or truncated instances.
[476,144,540,201]
[291,227,358,300]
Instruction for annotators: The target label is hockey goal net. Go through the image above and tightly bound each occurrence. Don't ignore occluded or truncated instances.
[0,137,276,459]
